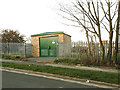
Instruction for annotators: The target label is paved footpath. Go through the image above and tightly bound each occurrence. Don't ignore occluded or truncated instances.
[0,59,119,73]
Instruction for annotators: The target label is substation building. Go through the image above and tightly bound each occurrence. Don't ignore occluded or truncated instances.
[31,32,71,57]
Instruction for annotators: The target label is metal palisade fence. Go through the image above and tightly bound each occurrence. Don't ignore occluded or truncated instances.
[0,42,32,57]
[57,41,120,65]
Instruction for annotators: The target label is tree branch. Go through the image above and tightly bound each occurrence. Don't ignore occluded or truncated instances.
[100,1,109,21]
[101,22,109,33]
[111,4,118,20]
[77,1,97,25]
[87,2,97,22]
[91,1,98,20]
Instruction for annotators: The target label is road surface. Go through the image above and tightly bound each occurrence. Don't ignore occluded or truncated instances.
[2,70,96,88]
[1,70,114,90]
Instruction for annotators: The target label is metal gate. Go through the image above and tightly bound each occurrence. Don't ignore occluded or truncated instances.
[39,36,58,57]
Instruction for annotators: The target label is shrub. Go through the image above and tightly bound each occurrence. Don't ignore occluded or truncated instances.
[2,54,24,60]
[15,56,21,59]
[2,54,4,58]
[4,55,11,59]
[115,65,120,70]
[54,58,81,65]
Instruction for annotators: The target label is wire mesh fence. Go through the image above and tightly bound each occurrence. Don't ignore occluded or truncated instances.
[25,43,32,57]
[57,42,72,58]
[0,43,32,57]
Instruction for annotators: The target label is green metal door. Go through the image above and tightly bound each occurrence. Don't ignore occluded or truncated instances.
[40,36,58,57]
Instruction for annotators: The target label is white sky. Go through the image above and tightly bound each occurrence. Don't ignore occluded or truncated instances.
[0,0,117,42]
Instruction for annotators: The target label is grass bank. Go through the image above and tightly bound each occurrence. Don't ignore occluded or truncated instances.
[2,62,119,84]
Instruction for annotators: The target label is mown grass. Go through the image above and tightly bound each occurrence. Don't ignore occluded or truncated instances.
[2,62,119,84]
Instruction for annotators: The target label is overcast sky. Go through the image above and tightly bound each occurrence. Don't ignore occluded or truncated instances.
[0,0,117,42]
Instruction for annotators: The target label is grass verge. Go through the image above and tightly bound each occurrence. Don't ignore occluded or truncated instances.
[2,62,119,84]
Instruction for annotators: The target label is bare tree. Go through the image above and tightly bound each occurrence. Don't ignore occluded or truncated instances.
[58,0,105,65]
[114,0,120,65]
[100,0,119,65]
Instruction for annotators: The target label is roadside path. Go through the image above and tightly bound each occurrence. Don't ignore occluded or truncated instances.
[0,59,119,73]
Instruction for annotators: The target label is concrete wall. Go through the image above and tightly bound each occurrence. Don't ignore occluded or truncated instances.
[31,33,71,57]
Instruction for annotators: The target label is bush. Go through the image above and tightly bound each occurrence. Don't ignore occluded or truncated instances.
[1,54,4,58]
[15,56,21,59]
[2,54,24,60]
[115,65,120,70]
[80,55,91,66]
[4,55,11,59]
[54,58,81,65]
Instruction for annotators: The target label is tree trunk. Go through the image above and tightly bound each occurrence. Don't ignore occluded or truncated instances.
[114,0,120,65]
[97,25,105,65]
[98,36,105,65]
[107,0,113,65]
[107,31,113,65]
[83,12,92,63]
[86,31,92,56]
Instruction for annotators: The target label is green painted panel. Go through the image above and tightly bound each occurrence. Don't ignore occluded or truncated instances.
[41,49,48,56]
[49,50,56,56]
[40,36,58,57]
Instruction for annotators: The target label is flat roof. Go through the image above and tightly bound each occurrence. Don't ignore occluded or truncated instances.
[31,32,71,37]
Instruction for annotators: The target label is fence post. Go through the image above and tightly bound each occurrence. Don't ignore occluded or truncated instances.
[7,42,9,55]
[24,43,26,57]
